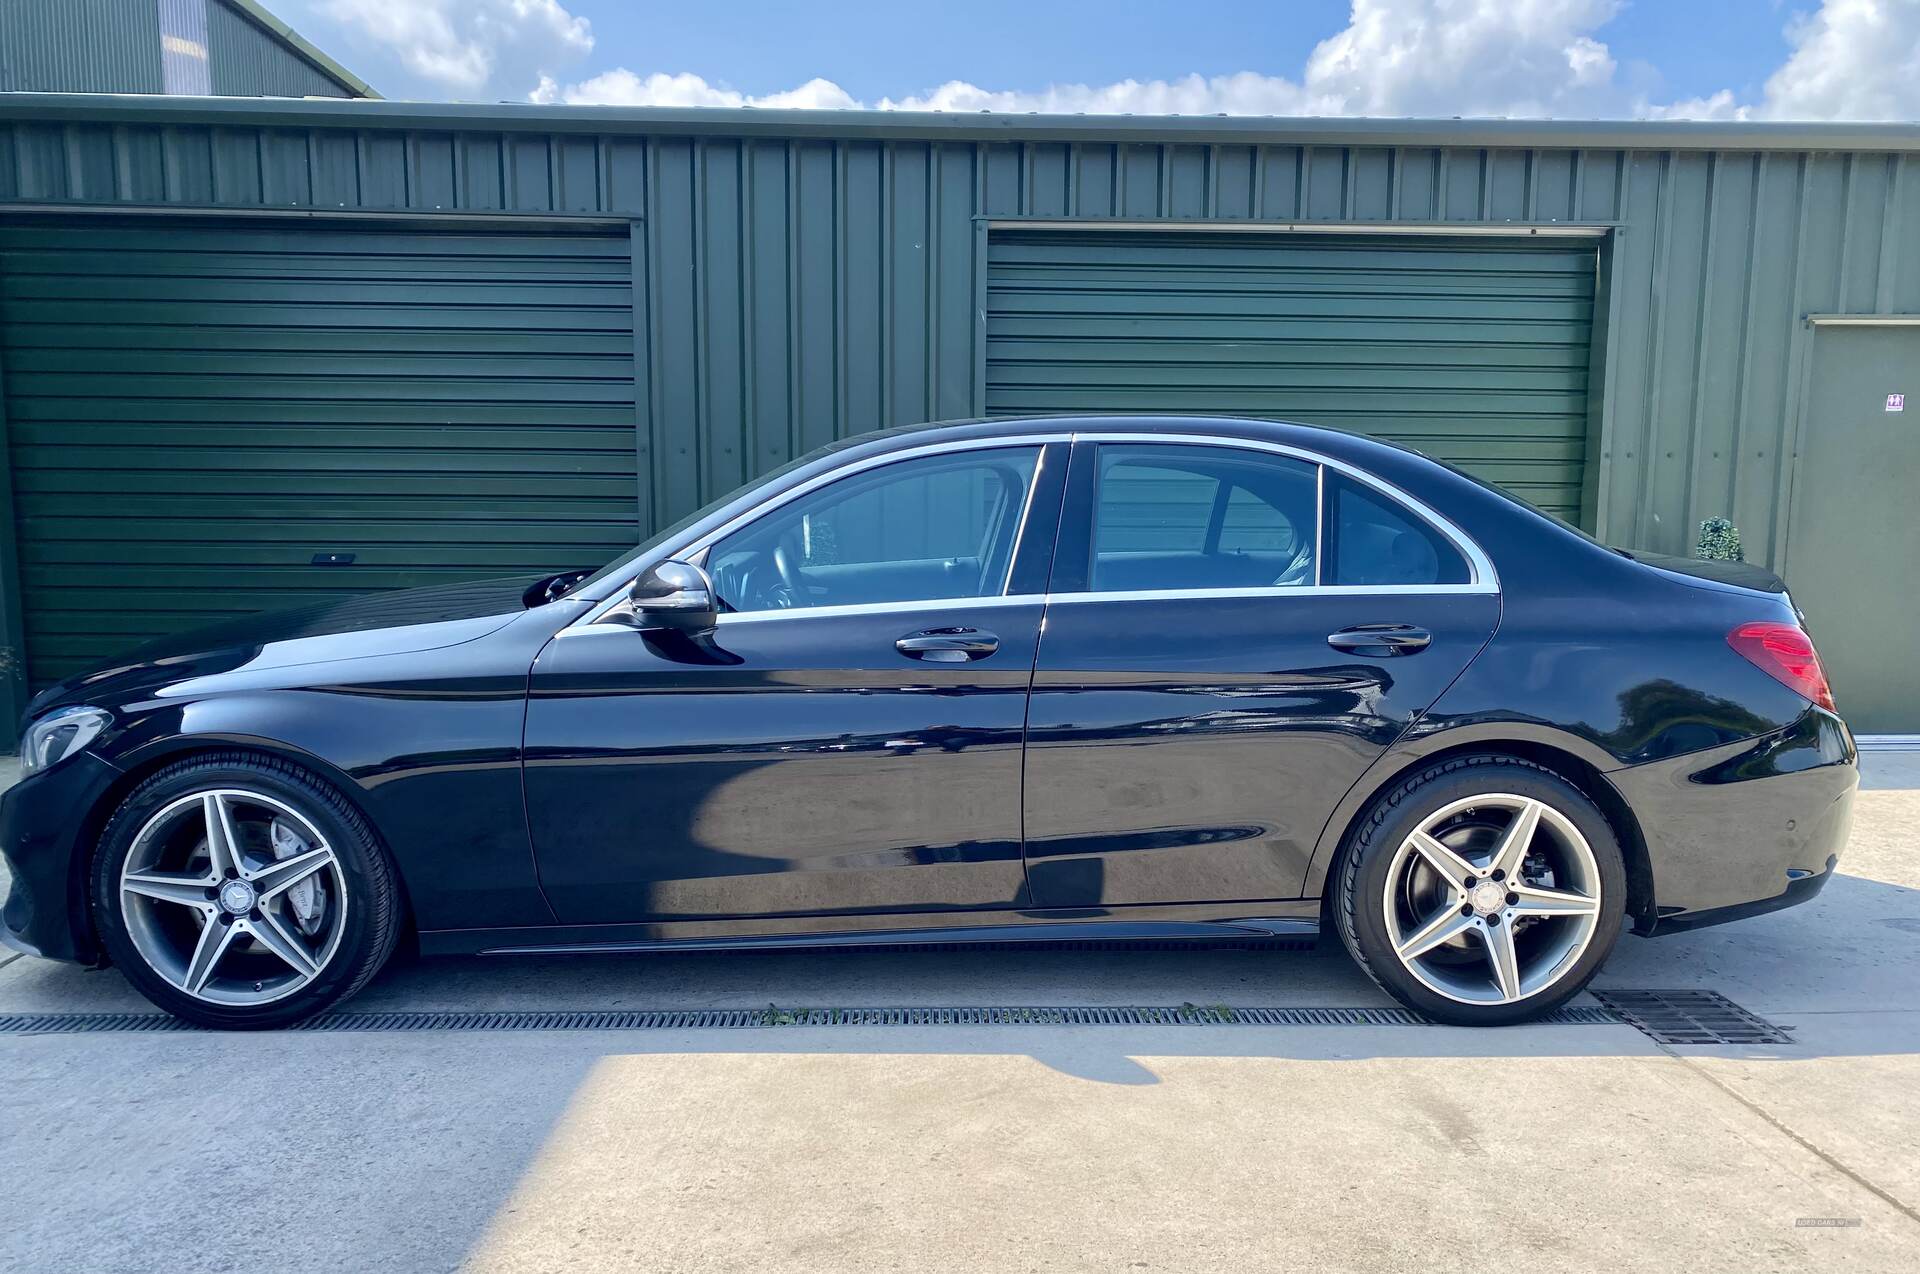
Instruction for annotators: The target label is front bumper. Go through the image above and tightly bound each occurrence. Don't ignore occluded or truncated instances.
[0,751,122,964]
[1609,708,1857,936]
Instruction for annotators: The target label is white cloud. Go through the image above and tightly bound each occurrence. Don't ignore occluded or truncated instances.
[1300,0,1623,117]
[530,70,858,110]
[1761,0,1920,121]
[522,0,1920,123]
[538,0,1669,119]
[1640,90,1752,122]
[874,72,1338,115]
[318,0,593,95]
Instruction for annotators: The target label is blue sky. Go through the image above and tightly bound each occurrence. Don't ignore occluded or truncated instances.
[274,1,1920,121]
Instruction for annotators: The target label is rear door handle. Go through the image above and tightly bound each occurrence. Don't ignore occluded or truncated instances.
[1327,623,1432,656]
[896,627,999,663]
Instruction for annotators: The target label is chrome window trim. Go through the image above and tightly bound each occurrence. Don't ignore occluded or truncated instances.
[999,443,1048,594]
[1046,584,1486,606]
[722,593,1046,627]
[1313,462,1326,588]
[561,594,1048,639]
[566,427,1498,632]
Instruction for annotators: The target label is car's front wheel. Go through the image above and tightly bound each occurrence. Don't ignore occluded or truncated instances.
[91,752,402,1029]
[1336,755,1626,1026]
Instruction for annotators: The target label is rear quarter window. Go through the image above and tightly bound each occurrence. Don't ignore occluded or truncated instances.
[1325,475,1470,587]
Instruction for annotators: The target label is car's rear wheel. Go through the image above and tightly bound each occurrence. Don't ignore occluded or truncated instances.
[91,752,402,1029]
[1336,755,1626,1026]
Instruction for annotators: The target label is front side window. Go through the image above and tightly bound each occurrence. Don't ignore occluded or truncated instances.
[1088,444,1318,593]
[706,446,1041,613]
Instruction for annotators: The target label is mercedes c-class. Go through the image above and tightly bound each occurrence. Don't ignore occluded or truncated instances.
[0,416,1857,1027]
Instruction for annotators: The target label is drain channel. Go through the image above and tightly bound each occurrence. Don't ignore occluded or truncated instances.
[0,1002,1625,1035]
[1593,989,1794,1045]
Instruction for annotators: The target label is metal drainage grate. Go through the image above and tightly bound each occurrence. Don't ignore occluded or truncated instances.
[1593,989,1793,1045]
[0,1002,1618,1036]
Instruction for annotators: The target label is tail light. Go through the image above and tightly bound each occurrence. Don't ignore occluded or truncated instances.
[1727,621,1836,712]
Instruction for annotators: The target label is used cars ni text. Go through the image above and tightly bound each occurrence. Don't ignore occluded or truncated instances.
[1,416,1857,1027]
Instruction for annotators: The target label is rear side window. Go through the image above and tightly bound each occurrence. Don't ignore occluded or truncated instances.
[1324,475,1470,586]
[1088,444,1318,593]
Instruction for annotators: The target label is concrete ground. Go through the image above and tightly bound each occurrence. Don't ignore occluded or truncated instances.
[2,751,1917,1272]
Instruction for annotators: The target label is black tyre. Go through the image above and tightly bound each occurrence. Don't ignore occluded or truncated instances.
[91,751,402,1029]
[1335,754,1627,1027]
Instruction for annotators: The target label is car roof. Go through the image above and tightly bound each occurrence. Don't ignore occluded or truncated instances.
[825,413,1430,473]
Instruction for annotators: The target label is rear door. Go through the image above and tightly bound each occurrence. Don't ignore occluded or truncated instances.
[1022,437,1500,907]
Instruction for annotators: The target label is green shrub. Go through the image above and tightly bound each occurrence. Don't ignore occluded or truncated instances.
[1695,517,1743,562]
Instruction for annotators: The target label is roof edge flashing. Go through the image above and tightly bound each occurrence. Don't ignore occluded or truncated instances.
[1,94,1917,150]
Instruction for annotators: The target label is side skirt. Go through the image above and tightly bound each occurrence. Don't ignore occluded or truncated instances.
[416,901,1321,958]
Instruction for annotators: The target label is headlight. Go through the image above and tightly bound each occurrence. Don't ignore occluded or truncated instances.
[19,706,112,776]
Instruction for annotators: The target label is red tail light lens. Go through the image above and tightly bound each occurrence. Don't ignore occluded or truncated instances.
[1728,621,1835,712]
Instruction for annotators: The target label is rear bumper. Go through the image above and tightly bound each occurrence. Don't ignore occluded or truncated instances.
[0,751,121,964]
[1609,708,1857,936]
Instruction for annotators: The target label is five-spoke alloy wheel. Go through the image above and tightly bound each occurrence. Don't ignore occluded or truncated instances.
[1337,755,1626,1026]
[1383,793,1603,1006]
[93,753,402,1029]
[118,789,348,1006]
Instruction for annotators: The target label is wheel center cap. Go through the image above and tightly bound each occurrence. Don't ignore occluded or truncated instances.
[1469,880,1505,916]
[218,879,257,916]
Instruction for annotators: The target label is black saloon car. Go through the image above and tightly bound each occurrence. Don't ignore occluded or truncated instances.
[1,416,1858,1028]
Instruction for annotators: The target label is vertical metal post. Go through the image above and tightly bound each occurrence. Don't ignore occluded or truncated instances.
[0,336,29,737]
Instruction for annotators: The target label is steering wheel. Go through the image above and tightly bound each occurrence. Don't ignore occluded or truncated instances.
[771,542,804,607]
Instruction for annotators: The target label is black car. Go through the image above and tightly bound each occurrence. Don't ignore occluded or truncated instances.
[1,416,1857,1028]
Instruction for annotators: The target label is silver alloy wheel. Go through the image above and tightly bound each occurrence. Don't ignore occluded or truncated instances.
[118,789,348,1007]
[1381,792,1603,1006]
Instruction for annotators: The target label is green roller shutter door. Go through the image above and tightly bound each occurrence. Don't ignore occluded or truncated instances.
[986,230,1596,522]
[0,220,636,689]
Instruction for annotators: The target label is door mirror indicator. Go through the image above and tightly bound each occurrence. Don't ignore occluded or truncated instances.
[629,560,717,633]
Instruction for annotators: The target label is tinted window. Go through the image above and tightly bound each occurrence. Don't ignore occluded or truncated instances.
[707,446,1040,613]
[1088,445,1318,593]
[1325,475,1470,586]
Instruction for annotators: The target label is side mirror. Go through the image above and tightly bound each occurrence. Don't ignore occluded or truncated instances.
[628,559,717,633]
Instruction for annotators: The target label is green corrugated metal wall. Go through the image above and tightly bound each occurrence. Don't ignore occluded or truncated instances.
[0,220,635,687]
[205,1,356,99]
[0,0,164,94]
[985,230,1596,522]
[0,0,359,98]
[1,100,1919,723]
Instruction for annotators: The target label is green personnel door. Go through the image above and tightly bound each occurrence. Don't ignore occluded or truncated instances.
[0,219,637,689]
[1781,324,1920,735]
[984,230,1597,524]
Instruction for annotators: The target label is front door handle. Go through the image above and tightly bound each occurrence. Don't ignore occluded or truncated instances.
[1327,623,1433,656]
[896,627,999,663]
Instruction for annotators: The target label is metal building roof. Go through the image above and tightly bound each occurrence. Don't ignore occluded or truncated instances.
[2,91,1917,151]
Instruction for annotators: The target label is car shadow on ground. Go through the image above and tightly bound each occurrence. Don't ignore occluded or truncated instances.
[5,862,1916,1067]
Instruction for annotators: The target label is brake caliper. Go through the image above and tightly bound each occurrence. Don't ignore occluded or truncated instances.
[269,817,325,935]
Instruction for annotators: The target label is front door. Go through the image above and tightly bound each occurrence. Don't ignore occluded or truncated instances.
[525,441,1063,925]
[1783,325,1920,734]
[1023,439,1500,907]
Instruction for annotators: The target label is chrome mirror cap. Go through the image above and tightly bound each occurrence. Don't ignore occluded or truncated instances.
[629,560,717,631]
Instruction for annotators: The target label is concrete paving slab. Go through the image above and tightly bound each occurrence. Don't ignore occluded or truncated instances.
[2,1023,1915,1274]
